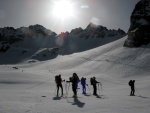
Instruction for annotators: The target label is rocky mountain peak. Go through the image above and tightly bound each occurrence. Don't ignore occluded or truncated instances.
[124,0,150,47]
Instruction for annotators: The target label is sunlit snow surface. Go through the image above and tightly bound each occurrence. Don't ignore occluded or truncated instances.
[0,36,150,113]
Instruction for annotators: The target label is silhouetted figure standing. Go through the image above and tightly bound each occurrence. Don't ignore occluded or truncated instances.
[69,73,80,98]
[129,80,135,96]
[81,77,88,94]
[55,74,64,97]
[91,77,100,96]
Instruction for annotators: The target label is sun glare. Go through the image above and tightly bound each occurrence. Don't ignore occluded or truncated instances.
[52,0,75,20]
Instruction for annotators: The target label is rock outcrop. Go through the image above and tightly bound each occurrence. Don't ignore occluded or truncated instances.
[124,0,150,47]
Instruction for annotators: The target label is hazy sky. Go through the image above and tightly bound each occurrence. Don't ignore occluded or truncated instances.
[0,0,140,34]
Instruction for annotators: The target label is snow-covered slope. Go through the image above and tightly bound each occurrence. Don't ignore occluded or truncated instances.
[0,24,126,64]
[0,36,150,113]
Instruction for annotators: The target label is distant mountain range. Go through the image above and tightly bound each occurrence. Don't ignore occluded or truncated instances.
[0,23,126,64]
[0,23,126,53]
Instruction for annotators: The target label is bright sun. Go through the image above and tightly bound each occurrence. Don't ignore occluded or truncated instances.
[52,0,75,20]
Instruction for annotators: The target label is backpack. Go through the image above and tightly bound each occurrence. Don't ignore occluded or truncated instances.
[72,73,79,83]
[90,77,94,85]
[55,75,61,84]
[128,80,132,86]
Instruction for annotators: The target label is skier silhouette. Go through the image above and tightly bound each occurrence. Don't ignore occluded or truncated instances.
[81,77,88,94]
[129,80,135,96]
[91,77,100,96]
[69,73,80,98]
[55,74,64,97]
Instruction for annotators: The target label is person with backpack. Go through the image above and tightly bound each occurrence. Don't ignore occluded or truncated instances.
[81,77,88,94]
[90,77,100,96]
[55,74,65,97]
[69,73,80,98]
[129,80,135,96]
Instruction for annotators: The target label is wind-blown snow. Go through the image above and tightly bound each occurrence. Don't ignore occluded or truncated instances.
[0,36,150,113]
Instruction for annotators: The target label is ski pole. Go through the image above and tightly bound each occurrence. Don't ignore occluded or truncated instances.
[65,82,68,97]
[54,85,57,96]
[65,82,67,97]
[64,82,69,102]
[98,83,100,96]
[66,82,70,97]
[87,84,91,95]
[135,87,141,96]
[100,83,103,95]
[62,80,66,96]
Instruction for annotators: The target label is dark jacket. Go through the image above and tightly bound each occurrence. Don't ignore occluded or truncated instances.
[92,78,99,85]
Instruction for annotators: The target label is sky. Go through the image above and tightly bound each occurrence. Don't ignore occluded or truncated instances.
[0,0,140,34]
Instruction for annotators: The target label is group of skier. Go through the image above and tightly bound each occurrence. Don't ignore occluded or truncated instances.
[55,73,136,98]
[55,73,101,98]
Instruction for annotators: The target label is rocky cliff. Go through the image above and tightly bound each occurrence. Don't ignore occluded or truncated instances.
[124,0,150,47]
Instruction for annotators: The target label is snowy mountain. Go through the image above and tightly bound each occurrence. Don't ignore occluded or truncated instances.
[0,24,57,50]
[60,23,125,54]
[0,36,150,113]
[0,1,150,112]
[124,0,150,47]
[0,24,125,64]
